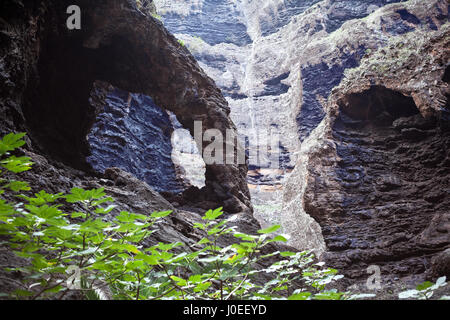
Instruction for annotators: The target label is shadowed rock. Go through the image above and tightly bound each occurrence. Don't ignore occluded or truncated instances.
[0,0,251,214]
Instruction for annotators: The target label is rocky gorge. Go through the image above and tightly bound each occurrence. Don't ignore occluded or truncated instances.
[0,0,449,298]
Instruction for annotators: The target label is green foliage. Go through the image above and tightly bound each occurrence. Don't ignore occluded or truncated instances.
[177,39,185,47]
[151,13,162,21]
[0,133,355,300]
[398,277,447,300]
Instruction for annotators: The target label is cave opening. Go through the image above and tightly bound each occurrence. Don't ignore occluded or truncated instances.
[86,82,207,194]
[20,28,211,201]
[169,112,207,190]
[22,31,99,171]
[338,86,420,125]
[18,1,252,214]
[443,65,450,84]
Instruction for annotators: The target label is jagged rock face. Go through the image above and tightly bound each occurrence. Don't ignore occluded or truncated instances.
[87,82,185,194]
[159,0,252,46]
[282,19,450,284]
[0,0,251,214]
[0,0,269,295]
[312,88,449,280]
[156,0,450,282]
[154,0,425,227]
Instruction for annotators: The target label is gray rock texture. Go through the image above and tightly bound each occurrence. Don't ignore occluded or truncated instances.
[87,81,185,194]
[1,0,449,295]
[154,0,420,227]
[156,0,450,284]
[283,20,450,283]
[0,0,251,214]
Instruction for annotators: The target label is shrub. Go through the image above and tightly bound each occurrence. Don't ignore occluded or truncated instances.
[0,133,351,300]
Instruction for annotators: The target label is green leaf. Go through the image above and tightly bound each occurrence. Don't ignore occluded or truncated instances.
[21,191,63,205]
[416,281,434,291]
[0,132,26,155]
[25,204,63,220]
[138,254,160,265]
[5,180,30,192]
[74,247,97,256]
[269,235,288,243]
[288,292,311,300]
[0,199,15,217]
[313,290,344,300]
[170,276,187,286]
[194,282,211,292]
[197,237,211,245]
[257,225,281,234]
[150,211,173,219]
[203,207,224,221]
[280,251,297,257]
[71,212,87,219]
[12,289,33,298]
[167,252,187,263]
[1,156,33,173]
[95,205,116,215]
[234,233,257,241]
[193,222,206,230]
[189,275,203,284]
[125,260,145,270]
[116,211,148,223]
[65,187,106,203]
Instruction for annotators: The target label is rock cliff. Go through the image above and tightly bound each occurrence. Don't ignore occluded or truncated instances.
[155,0,450,286]
[1,0,449,295]
[0,0,251,214]
[283,21,450,285]
[0,0,265,296]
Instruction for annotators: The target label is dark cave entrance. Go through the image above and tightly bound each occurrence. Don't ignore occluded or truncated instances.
[443,65,450,84]
[20,16,240,210]
[337,86,420,124]
[18,0,252,214]
[22,33,99,171]
[22,33,207,194]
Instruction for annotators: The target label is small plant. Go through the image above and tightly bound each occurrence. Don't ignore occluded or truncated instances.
[398,277,447,300]
[177,39,185,47]
[0,133,354,300]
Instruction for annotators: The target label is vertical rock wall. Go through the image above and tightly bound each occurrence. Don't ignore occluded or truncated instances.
[87,82,185,194]
[0,0,251,214]
[153,0,437,226]
[283,21,450,283]
[155,0,450,282]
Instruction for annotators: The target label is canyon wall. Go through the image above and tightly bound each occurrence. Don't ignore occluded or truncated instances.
[0,0,252,214]
[0,0,449,293]
[0,0,269,295]
[154,0,414,226]
[155,0,450,284]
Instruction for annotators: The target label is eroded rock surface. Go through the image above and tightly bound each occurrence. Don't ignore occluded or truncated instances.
[0,0,265,297]
[88,81,185,194]
[155,0,447,228]
[0,0,251,214]
[282,22,450,284]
